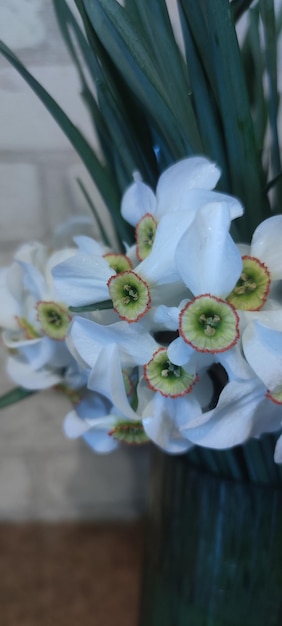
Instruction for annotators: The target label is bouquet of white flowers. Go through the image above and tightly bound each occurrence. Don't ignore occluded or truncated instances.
[0,1,281,480]
[1,2,282,623]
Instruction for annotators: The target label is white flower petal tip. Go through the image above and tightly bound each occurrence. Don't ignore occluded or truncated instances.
[183,378,264,449]
[144,348,198,398]
[179,295,240,353]
[175,203,243,297]
[108,270,151,322]
[143,415,192,454]
[242,321,282,391]
[227,256,271,311]
[156,157,221,208]
[154,304,180,331]
[251,215,282,279]
[64,410,89,439]
[121,180,156,226]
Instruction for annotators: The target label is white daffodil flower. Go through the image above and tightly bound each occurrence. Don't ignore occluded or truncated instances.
[121,157,242,280]
[0,242,85,390]
[121,156,221,226]
[64,391,149,453]
[67,316,159,420]
[153,203,244,378]
[52,234,135,307]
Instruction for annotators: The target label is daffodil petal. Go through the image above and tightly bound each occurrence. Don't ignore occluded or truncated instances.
[137,211,195,284]
[167,336,194,366]
[73,235,106,256]
[182,378,265,448]
[142,393,197,453]
[17,261,45,300]
[121,180,156,226]
[154,304,180,330]
[175,203,242,296]
[83,429,119,453]
[170,188,244,220]
[52,253,114,305]
[64,410,92,438]
[0,268,21,328]
[156,156,220,216]
[218,345,254,381]
[88,343,137,420]
[274,431,282,464]
[251,216,282,279]
[7,355,62,389]
[68,317,158,370]
[243,321,282,391]
[250,399,282,438]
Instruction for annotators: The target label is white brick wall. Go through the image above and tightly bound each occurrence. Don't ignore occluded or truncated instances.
[0,0,150,520]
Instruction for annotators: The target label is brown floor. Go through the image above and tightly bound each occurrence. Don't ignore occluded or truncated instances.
[0,522,144,626]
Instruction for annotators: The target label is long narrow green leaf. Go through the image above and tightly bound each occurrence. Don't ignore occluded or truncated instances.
[0,40,133,245]
[178,1,217,101]
[61,0,159,187]
[179,4,230,192]
[246,7,268,153]
[82,0,201,158]
[132,0,201,148]
[201,0,270,239]
[231,0,255,22]
[69,300,113,312]
[259,0,281,207]
[0,387,37,409]
[52,0,109,138]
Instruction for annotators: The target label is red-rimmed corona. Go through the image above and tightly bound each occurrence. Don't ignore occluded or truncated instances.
[103,252,133,273]
[107,270,151,322]
[227,255,271,311]
[135,213,158,261]
[36,301,71,340]
[144,347,198,398]
[179,294,240,353]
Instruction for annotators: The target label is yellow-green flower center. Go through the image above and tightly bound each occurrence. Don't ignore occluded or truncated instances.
[36,301,71,340]
[144,347,198,397]
[179,294,240,353]
[103,253,132,273]
[109,421,149,445]
[136,213,157,260]
[107,270,151,322]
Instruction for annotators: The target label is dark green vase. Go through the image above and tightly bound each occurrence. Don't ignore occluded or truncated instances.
[139,444,282,626]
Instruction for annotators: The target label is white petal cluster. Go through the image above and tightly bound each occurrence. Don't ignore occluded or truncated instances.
[1,156,282,458]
